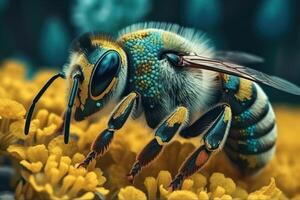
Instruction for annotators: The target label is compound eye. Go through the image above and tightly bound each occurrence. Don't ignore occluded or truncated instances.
[160,51,182,67]
[90,50,121,97]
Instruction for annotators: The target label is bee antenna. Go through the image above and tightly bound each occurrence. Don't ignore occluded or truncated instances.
[63,74,80,144]
[24,73,65,135]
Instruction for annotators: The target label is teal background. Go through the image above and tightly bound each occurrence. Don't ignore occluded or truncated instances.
[0,0,299,103]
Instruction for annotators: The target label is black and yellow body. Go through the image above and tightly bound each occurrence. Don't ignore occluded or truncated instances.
[24,22,300,190]
[220,74,276,175]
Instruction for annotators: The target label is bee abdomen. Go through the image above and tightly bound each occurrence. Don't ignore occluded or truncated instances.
[226,117,277,155]
[224,145,276,175]
[222,75,277,175]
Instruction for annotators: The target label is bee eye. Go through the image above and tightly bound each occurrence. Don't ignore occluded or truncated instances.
[90,50,121,97]
[161,52,182,66]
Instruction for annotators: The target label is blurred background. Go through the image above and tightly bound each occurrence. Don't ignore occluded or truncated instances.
[0,0,299,103]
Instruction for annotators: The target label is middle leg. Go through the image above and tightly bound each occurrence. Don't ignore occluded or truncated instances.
[127,106,188,182]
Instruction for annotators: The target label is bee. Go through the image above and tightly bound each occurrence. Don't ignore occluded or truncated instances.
[24,22,300,190]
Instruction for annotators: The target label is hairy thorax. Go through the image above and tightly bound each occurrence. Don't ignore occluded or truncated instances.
[118,28,221,127]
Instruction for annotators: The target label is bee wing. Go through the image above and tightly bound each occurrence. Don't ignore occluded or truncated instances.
[181,55,300,95]
[214,51,264,64]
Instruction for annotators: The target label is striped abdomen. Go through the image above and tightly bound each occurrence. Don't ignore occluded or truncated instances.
[221,75,277,175]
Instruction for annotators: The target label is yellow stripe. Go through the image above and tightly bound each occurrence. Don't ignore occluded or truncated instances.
[155,136,166,146]
[90,37,128,66]
[234,78,253,101]
[223,106,232,123]
[166,106,188,127]
[112,92,137,119]
[90,77,118,101]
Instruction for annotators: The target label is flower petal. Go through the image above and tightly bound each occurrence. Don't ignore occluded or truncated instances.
[27,145,49,164]
[118,186,147,200]
[20,160,43,173]
[144,177,157,200]
[7,144,26,160]
[248,178,281,200]
[0,98,25,119]
[167,190,198,200]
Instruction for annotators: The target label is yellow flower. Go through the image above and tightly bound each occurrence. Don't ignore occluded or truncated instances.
[209,173,236,195]
[8,139,109,199]
[15,181,38,200]
[167,190,198,200]
[144,177,157,200]
[0,61,66,113]
[0,98,26,152]
[32,71,66,114]
[0,98,26,119]
[118,186,147,200]
[248,178,282,200]
[8,108,63,147]
[2,61,300,199]
[142,170,238,200]
[198,191,209,200]
[1,59,26,80]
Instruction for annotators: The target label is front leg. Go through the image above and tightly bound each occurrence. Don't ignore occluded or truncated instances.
[78,92,138,168]
[170,104,232,190]
[127,106,188,182]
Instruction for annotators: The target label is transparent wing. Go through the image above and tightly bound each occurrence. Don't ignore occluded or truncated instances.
[181,55,300,95]
[214,51,264,64]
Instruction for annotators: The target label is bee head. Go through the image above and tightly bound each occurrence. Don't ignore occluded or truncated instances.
[65,33,128,121]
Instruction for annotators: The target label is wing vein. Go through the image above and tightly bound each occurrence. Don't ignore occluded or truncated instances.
[181,55,300,95]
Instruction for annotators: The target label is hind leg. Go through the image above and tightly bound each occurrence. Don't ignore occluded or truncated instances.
[170,104,232,190]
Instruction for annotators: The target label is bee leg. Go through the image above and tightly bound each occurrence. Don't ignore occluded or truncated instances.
[170,104,232,190]
[127,106,188,183]
[78,92,138,168]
